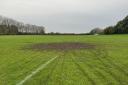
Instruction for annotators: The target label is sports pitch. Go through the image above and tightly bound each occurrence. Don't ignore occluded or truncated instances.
[0,35,128,85]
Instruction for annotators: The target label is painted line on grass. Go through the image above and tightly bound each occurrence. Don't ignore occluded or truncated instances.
[16,56,58,85]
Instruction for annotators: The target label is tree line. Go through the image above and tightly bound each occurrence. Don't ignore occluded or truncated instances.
[90,15,128,35]
[0,25,18,35]
[1,15,128,35]
[104,16,128,34]
[0,16,45,35]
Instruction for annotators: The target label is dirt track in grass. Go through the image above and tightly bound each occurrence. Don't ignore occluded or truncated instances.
[29,42,95,51]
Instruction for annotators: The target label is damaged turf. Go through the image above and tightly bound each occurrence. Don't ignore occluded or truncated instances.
[29,42,95,51]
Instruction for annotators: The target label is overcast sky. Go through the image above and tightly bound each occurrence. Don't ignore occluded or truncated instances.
[0,0,128,33]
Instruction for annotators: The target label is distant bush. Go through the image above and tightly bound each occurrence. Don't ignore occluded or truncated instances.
[90,28,103,35]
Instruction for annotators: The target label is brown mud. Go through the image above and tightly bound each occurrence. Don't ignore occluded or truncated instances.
[29,42,95,51]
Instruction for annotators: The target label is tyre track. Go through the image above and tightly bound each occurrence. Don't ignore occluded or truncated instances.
[0,51,39,78]
[85,63,113,85]
[16,52,50,78]
[72,51,113,85]
[90,50,128,85]
[71,56,96,85]
[41,56,59,85]
[98,49,128,77]
[16,56,58,85]
[59,53,65,85]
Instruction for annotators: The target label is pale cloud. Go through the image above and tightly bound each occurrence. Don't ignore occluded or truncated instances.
[0,0,128,33]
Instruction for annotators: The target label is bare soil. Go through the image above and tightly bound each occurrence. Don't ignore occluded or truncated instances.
[29,42,95,51]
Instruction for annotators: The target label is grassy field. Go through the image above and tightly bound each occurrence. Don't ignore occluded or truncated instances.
[0,35,128,85]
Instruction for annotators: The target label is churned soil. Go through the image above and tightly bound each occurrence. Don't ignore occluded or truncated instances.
[29,42,95,51]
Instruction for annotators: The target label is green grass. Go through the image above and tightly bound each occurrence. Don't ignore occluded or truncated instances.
[0,35,128,85]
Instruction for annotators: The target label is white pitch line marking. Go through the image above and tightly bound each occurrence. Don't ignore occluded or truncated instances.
[16,56,58,85]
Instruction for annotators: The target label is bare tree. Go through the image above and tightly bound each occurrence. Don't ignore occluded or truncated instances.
[0,15,45,35]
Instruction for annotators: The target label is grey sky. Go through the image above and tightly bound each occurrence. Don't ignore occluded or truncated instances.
[0,0,128,33]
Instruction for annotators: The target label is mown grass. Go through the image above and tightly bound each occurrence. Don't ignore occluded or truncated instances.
[0,35,128,85]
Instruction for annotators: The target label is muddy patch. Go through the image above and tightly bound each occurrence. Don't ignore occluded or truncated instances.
[28,42,95,51]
